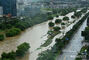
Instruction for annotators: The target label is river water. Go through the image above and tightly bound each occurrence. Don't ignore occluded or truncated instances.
[0,21,49,60]
[56,20,87,60]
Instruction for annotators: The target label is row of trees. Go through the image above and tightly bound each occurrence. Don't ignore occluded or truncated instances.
[0,42,30,60]
[0,17,31,41]
[48,16,69,27]
[47,8,77,20]
[76,17,89,60]
[82,17,89,42]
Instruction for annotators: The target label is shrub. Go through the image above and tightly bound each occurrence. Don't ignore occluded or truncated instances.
[16,42,30,57]
[48,22,55,27]
[37,50,55,60]
[61,23,65,25]
[56,15,59,17]
[6,28,21,37]
[81,8,87,13]
[82,27,89,42]
[1,51,16,60]
[55,19,62,24]
[15,22,28,31]
[47,15,53,20]
[74,11,82,18]
[53,26,61,31]
[0,24,6,30]
[0,42,30,60]
[71,15,76,19]
[63,16,69,21]
[6,24,12,29]
[0,34,4,41]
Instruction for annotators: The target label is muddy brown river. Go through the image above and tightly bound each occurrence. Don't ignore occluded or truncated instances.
[0,21,49,60]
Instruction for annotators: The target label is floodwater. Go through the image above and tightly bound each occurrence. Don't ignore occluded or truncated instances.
[0,11,86,60]
[0,21,49,60]
[56,20,87,60]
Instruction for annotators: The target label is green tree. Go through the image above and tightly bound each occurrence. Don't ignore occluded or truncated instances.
[53,26,61,32]
[55,19,62,24]
[48,22,55,27]
[6,28,21,37]
[0,34,4,41]
[82,27,89,42]
[63,16,69,21]
[1,51,16,60]
[47,15,53,20]
[61,23,65,25]
[16,42,30,57]
[71,15,76,19]
[74,11,82,18]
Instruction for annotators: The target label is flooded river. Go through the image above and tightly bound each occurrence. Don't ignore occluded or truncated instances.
[0,21,49,60]
[56,20,87,60]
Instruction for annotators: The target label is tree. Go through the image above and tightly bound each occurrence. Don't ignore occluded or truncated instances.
[71,15,76,19]
[16,42,30,57]
[1,51,16,60]
[53,26,61,32]
[81,8,87,13]
[55,19,62,24]
[6,28,21,37]
[61,23,65,25]
[48,22,55,27]
[82,27,89,42]
[37,50,55,60]
[74,11,82,18]
[63,16,69,21]
[47,15,53,20]
[56,15,59,17]
[0,34,4,41]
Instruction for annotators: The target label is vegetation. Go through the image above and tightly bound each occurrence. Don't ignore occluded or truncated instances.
[63,16,69,21]
[6,28,21,37]
[47,15,53,20]
[55,19,62,24]
[0,42,30,60]
[71,15,76,19]
[53,26,61,32]
[1,51,16,60]
[74,11,82,18]
[16,42,30,57]
[56,15,59,17]
[60,8,77,16]
[82,22,89,42]
[0,13,48,40]
[81,8,87,13]
[37,50,55,60]
[61,22,65,25]
[75,46,89,60]
[0,34,4,41]
[48,22,55,27]
[37,11,89,60]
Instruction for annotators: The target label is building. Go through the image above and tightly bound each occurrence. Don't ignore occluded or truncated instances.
[0,0,17,16]
[0,6,3,17]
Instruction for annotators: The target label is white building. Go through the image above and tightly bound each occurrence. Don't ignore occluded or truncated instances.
[0,6,3,17]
